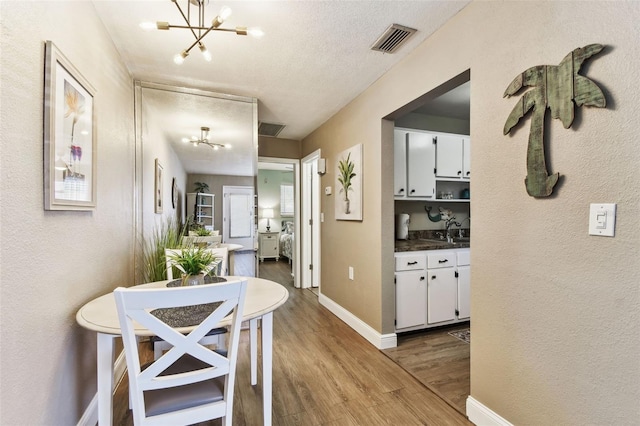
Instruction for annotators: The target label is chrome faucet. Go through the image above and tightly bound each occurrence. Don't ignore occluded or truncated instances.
[445,217,461,243]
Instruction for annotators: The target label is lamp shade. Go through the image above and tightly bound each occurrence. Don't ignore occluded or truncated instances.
[263,208,274,219]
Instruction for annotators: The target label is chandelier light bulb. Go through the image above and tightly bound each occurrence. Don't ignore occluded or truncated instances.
[219,6,232,21]
[247,27,264,38]
[139,21,156,31]
[173,50,188,65]
[199,43,212,62]
[181,137,190,143]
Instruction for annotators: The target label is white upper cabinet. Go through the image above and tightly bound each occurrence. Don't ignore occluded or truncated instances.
[435,134,470,179]
[393,129,407,197]
[462,137,471,179]
[407,131,436,198]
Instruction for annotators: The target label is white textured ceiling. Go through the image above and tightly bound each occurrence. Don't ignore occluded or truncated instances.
[93,1,469,142]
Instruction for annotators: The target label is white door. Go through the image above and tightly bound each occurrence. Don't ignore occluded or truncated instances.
[302,150,321,289]
[222,186,254,249]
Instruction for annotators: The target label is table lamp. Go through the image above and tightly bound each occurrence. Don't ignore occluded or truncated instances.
[263,208,274,231]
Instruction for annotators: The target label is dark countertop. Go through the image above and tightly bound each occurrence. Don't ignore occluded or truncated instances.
[395,238,470,252]
[394,229,470,252]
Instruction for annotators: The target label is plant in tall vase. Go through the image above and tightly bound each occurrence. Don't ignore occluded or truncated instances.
[337,152,356,214]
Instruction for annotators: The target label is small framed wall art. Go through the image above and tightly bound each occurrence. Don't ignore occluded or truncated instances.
[43,40,97,210]
[335,143,363,221]
[155,159,163,214]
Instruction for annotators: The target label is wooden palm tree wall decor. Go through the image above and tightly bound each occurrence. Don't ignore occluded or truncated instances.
[503,44,607,197]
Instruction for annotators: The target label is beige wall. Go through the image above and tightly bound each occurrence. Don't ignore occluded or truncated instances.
[259,135,301,159]
[0,2,134,424]
[303,1,640,424]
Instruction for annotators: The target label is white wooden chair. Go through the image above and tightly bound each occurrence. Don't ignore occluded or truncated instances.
[114,279,247,426]
[153,248,231,359]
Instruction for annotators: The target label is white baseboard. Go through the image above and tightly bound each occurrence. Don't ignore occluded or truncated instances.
[318,293,397,349]
[466,396,513,426]
[77,351,127,426]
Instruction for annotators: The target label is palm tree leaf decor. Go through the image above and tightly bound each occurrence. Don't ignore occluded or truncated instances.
[503,44,607,197]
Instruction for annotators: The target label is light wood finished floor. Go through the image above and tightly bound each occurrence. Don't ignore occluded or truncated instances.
[382,325,470,415]
[113,255,471,425]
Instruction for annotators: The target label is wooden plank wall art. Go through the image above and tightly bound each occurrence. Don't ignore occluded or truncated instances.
[503,44,607,197]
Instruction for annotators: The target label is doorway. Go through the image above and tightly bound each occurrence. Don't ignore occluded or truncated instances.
[301,150,321,289]
[256,158,301,288]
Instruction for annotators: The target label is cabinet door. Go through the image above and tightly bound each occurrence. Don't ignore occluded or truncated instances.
[407,132,435,198]
[462,137,471,179]
[457,265,470,319]
[395,270,427,329]
[435,134,464,178]
[427,268,457,324]
[393,130,407,197]
[260,233,278,256]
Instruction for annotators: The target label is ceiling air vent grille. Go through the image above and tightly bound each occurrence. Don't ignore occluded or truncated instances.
[258,122,286,137]
[371,24,417,54]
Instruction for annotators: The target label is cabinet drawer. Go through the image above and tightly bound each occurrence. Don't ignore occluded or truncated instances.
[395,254,426,271]
[457,250,470,266]
[427,252,456,268]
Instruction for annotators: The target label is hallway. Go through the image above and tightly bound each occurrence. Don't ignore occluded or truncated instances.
[114,255,470,425]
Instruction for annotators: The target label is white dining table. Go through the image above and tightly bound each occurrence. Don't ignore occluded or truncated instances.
[76,276,288,425]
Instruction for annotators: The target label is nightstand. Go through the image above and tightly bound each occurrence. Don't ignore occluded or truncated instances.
[258,231,280,262]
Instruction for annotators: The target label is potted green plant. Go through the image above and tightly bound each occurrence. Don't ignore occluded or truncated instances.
[193,181,209,193]
[337,152,356,214]
[194,227,212,236]
[141,217,187,283]
[168,247,221,286]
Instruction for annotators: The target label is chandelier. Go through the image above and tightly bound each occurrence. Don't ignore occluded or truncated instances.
[140,0,264,64]
[182,127,230,150]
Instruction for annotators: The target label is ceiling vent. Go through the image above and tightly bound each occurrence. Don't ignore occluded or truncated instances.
[258,122,286,137]
[371,24,417,54]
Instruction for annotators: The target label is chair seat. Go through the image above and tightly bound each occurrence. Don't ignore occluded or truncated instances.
[143,354,225,417]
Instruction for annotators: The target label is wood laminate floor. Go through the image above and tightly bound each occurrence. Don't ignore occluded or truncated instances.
[382,325,470,415]
[113,255,471,425]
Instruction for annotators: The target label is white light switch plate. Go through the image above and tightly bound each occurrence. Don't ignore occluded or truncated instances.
[589,203,616,237]
[325,186,332,195]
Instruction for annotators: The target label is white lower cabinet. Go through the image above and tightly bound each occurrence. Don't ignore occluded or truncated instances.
[456,250,470,319]
[427,267,457,324]
[395,270,426,329]
[395,248,470,332]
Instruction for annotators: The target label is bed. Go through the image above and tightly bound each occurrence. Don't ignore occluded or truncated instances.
[279,221,294,264]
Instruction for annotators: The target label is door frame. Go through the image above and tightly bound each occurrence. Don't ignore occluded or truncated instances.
[301,150,321,289]
[257,157,301,288]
